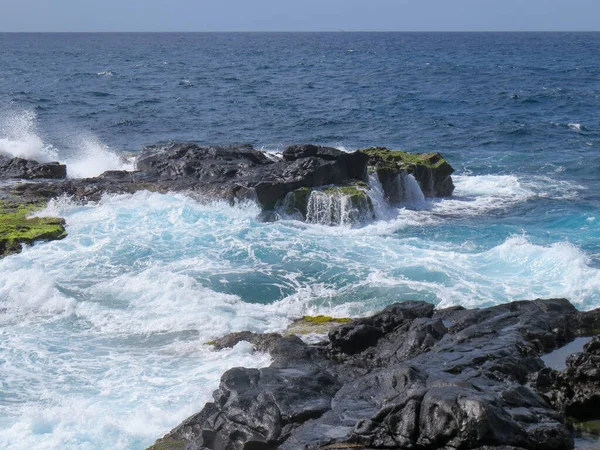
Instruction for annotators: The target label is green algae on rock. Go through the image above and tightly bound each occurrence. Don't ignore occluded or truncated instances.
[0,200,67,257]
[285,315,352,336]
[360,147,450,170]
[300,315,352,324]
[284,186,312,218]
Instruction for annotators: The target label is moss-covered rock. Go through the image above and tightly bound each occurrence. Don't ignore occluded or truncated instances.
[359,147,455,198]
[301,315,353,324]
[286,315,353,336]
[0,200,67,257]
[360,147,448,170]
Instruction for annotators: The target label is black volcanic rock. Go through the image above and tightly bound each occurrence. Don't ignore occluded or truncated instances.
[8,143,452,212]
[136,143,274,179]
[0,155,66,179]
[282,144,345,161]
[533,334,600,423]
[149,298,600,450]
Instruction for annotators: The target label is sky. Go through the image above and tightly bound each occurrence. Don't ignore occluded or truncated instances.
[0,0,599,32]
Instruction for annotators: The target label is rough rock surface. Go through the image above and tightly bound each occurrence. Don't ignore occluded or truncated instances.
[7,143,453,212]
[150,299,600,450]
[0,154,66,180]
[533,335,600,424]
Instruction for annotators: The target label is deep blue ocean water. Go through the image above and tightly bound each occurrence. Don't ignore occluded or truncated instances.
[0,33,599,449]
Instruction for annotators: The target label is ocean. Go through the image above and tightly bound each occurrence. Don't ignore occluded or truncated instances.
[0,32,599,449]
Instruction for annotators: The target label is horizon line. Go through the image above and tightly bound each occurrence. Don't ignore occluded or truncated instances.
[1,30,600,34]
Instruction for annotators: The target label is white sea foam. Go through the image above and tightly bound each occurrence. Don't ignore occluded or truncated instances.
[0,193,283,450]
[0,341,271,450]
[568,123,583,132]
[0,184,598,449]
[425,173,583,218]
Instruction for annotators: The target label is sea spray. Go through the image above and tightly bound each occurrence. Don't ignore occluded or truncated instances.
[0,109,134,178]
[64,134,135,178]
[0,110,58,162]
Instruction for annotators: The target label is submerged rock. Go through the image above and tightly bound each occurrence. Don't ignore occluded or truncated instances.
[150,299,600,450]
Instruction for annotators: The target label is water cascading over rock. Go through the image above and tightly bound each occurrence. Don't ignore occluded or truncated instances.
[305,188,373,226]
[364,171,425,219]
[285,184,375,226]
[394,171,426,204]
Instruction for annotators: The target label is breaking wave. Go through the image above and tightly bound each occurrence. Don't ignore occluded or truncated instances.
[0,109,134,178]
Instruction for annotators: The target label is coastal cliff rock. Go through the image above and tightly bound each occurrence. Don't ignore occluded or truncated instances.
[150,299,600,450]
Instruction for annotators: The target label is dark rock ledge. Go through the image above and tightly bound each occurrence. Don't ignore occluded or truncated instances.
[149,299,600,450]
[1,143,454,256]
[11,143,454,208]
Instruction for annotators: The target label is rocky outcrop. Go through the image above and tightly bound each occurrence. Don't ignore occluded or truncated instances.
[8,143,454,213]
[0,154,66,180]
[360,147,455,200]
[150,299,600,450]
[533,335,600,434]
[0,143,456,254]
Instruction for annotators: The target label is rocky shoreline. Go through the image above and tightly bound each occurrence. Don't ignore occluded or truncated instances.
[4,144,598,449]
[149,298,600,450]
[0,143,454,256]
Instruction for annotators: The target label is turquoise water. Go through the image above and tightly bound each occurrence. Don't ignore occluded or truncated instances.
[0,33,599,449]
